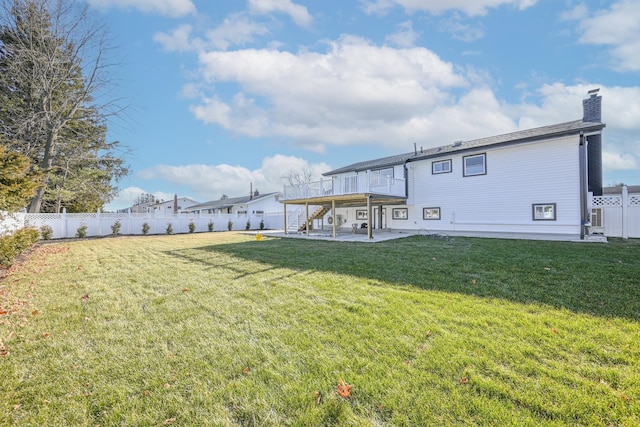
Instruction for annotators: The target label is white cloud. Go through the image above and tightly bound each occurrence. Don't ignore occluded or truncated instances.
[248,0,313,27]
[603,151,638,170]
[190,36,470,151]
[154,24,201,52]
[361,0,537,16]
[154,15,270,52]
[206,13,271,50]
[438,14,485,42]
[567,0,640,71]
[86,0,196,17]
[136,155,331,201]
[386,21,419,47]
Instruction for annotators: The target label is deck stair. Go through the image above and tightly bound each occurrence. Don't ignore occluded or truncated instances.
[297,206,331,232]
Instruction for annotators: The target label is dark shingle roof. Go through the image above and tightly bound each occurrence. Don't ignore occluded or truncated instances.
[187,192,279,210]
[322,119,605,176]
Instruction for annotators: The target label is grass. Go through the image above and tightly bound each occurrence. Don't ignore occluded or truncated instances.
[0,232,639,426]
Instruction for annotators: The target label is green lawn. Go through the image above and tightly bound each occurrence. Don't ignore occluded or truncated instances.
[1,233,639,426]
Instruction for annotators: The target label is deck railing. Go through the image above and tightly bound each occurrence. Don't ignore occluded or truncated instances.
[283,175,406,201]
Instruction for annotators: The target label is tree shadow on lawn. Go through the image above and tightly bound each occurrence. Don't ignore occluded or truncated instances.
[165,235,640,321]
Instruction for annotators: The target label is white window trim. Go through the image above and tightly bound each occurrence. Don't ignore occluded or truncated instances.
[432,160,452,174]
[463,153,486,177]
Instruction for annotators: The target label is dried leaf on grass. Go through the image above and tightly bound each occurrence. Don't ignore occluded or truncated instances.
[337,378,352,398]
[313,390,321,405]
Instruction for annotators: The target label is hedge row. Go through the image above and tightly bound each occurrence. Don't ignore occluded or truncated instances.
[0,227,40,268]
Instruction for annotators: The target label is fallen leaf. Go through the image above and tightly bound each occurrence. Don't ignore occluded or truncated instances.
[551,328,558,334]
[405,359,412,366]
[426,330,433,337]
[31,310,38,316]
[459,377,469,384]
[243,367,250,374]
[144,390,151,396]
[81,294,89,301]
[182,287,190,292]
[0,346,9,357]
[544,267,551,271]
[471,279,477,284]
[313,390,321,405]
[41,332,50,338]
[337,378,352,398]
[0,310,7,315]
[163,383,171,389]
[164,418,176,424]
[620,394,631,402]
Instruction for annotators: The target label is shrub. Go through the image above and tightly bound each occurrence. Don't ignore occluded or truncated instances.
[40,225,53,240]
[227,220,233,231]
[188,221,196,233]
[166,223,174,235]
[259,219,265,230]
[76,224,88,238]
[111,219,122,235]
[0,227,39,267]
[142,222,150,235]
[208,221,214,232]
[245,219,251,230]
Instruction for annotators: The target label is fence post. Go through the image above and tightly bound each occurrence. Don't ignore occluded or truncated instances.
[63,207,68,238]
[97,208,102,237]
[622,185,629,239]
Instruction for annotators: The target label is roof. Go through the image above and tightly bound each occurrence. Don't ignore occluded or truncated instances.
[187,192,280,210]
[603,185,640,194]
[323,119,605,176]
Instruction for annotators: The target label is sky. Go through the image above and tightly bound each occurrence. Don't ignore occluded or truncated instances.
[81,0,640,210]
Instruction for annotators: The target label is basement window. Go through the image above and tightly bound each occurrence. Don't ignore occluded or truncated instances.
[532,203,556,221]
[423,207,441,220]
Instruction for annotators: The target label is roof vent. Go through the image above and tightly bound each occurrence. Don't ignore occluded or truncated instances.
[453,140,463,147]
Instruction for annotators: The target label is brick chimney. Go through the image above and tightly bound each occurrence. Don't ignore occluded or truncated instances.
[583,88,601,122]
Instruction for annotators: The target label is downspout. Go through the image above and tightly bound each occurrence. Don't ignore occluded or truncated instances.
[579,132,589,239]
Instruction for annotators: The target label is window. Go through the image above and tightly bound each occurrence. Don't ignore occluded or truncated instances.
[392,208,408,220]
[356,210,367,220]
[432,160,452,174]
[371,168,394,186]
[532,203,556,221]
[423,207,441,220]
[463,154,486,176]
[591,208,603,227]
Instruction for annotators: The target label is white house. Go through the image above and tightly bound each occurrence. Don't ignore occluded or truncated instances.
[186,190,282,216]
[127,196,200,214]
[281,90,606,241]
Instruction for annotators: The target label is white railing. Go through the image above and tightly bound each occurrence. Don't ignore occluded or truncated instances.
[283,175,406,201]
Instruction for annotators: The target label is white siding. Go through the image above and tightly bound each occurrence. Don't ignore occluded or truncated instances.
[403,135,582,236]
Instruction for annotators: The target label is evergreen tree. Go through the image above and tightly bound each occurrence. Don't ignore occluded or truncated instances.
[0,0,128,213]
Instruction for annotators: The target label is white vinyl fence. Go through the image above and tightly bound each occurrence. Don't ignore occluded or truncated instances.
[591,186,639,239]
[4,210,286,239]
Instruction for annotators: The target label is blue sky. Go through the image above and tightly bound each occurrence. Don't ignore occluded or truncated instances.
[83,0,640,210]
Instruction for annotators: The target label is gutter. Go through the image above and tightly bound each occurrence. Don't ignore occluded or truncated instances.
[579,132,589,240]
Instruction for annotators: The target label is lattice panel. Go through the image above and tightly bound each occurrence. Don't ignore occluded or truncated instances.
[592,196,622,207]
[630,195,640,206]
[24,213,63,221]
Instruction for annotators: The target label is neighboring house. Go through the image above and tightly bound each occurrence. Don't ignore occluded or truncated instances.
[186,190,282,215]
[128,196,200,214]
[281,90,606,241]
